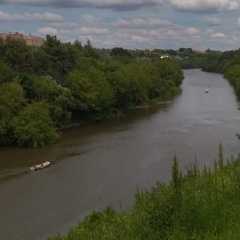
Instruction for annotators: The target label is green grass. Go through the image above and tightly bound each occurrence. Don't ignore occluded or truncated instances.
[49,144,240,240]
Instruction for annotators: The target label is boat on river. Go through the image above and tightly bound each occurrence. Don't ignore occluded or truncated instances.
[205,88,209,93]
[30,161,50,171]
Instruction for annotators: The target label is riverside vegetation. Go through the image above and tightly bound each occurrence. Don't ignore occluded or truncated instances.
[201,48,240,100]
[2,37,240,148]
[49,144,240,240]
[0,35,184,147]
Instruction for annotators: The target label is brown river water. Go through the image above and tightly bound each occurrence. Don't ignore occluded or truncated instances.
[0,69,240,239]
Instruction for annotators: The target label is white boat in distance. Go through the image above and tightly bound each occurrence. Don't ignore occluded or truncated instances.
[205,88,209,93]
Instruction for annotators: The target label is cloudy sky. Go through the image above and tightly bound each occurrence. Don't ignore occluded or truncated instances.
[1,0,240,51]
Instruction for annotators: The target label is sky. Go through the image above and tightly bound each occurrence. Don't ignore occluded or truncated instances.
[0,0,240,51]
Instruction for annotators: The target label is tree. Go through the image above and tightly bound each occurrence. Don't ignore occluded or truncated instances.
[0,61,15,84]
[110,47,132,57]
[40,35,81,82]
[12,101,59,147]
[154,58,184,87]
[66,67,115,119]
[0,81,26,145]
[24,75,74,127]
[82,39,99,58]
[109,61,151,109]
[3,36,31,73]
[224,64,240,97]
[30,47,51,76]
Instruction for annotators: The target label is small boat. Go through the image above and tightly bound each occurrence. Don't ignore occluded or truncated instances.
[205,88,209,93]
[30,161,50,171]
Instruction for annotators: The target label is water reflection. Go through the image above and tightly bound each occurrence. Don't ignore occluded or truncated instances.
[0,101,173,182]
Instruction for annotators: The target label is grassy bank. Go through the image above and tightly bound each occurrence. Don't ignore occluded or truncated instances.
[49,144,240,240]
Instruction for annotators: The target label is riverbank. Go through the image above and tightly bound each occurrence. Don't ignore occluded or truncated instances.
[59,90,182,132]
[50,145,240,240]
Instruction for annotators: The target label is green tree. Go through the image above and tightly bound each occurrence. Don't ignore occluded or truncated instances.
[0,60,15,84]
[2,36,31,73]
[224,64,240,97]
[0,81,26,145]
[12,101,59,147]
[109,61,156,109]
[66,67,114,119]
[154,58,184,87]
[82,39,99,58]
[40,35,81,82]
[109,62,136,109]
[30,46,51,76]
[28,75,73,127]
[110,47,132,57]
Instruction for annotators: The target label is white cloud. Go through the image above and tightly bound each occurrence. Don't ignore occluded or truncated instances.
[81,15,98,25]
[131,35,146,42]
[205,17,221,26]
[114,18,172,28]
[185,27,200,36]
[61,27,110,35]
[90,17,205,49]
[204,28,215,35]
[211,32,226,38]
[170,0,240,13]
[0,11,62,22]
[37,26,59,35]
[51,22,78,28]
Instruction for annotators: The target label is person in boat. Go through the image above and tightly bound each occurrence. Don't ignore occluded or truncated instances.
[41,161,48,166]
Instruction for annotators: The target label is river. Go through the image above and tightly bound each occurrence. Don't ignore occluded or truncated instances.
[0,69,240,240]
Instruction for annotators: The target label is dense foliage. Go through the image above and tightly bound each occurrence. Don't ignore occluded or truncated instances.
[201,49,240,99]
[50,144,240,240]
[175,48,206,69]
[0,35,184,147]
[139,47,206,69]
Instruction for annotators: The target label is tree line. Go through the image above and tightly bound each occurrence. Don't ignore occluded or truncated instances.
[0,35,184,147]
[201,49,240,98]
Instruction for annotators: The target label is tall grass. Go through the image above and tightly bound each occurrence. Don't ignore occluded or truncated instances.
[49,144,240,240]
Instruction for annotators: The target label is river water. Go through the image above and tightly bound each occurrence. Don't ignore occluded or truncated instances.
[1,69,240,240]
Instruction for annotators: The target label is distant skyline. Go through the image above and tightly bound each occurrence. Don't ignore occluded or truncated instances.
[1,0,240,51]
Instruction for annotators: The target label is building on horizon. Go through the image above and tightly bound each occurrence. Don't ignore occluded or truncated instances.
[0,32,45,46]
